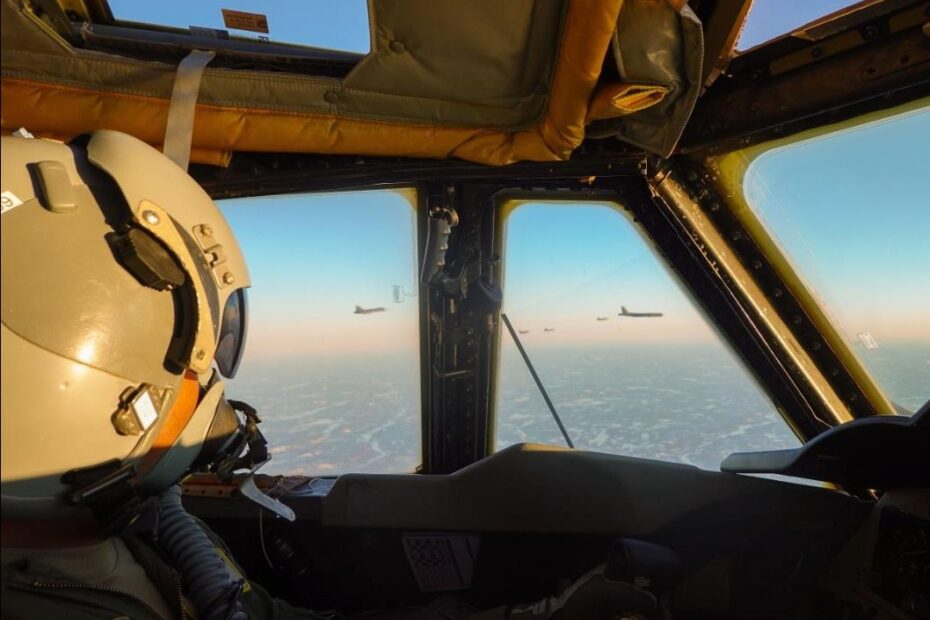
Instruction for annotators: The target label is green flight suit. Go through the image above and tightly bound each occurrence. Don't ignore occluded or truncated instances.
[1,528,329,620]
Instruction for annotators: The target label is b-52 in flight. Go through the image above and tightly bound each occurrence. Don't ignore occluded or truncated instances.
[518,329,531,335]
[544,328,556,332]
[596,317,608,321]
[618,305,663,318]
[354,305,386,315]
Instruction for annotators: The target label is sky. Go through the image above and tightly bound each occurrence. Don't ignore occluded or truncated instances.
[743,105,930,343]
[500,203,716,347]
[736,0,860,50]
[108,0,371,52]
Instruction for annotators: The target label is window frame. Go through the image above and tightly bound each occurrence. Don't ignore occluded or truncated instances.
[487,176,884,460]
[704,98,930,421]
[489,196,805,461]
[217,185,425,476]
[35,0,364,77]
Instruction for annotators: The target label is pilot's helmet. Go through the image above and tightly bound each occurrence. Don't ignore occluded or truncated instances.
[1,130,250,523]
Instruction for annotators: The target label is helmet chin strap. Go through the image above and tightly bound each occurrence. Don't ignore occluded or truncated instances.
[197,397,295,522]
[61,458,148,536]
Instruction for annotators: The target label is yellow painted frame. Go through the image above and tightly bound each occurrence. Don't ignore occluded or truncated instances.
[704,98,930,418]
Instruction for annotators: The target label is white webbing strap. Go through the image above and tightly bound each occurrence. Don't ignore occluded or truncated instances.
[163,49,216,171]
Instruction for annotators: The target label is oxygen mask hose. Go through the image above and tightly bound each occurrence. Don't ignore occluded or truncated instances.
[155,485,247,620]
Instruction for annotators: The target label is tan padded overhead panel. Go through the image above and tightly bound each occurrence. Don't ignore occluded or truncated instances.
[346,0,564,125]
[0,0,622,166]
[0,0,563,127]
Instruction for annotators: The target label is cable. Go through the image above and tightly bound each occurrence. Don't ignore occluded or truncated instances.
[258,506,276,570]
[501,313,574,448]
[155,486,248,620]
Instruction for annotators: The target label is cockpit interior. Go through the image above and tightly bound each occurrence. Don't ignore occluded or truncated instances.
[2,0,929,618]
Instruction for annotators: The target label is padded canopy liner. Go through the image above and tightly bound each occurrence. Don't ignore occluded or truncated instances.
[592,0,703,156]
[1,0,697,165]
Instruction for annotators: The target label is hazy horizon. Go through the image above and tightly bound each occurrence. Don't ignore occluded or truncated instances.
[228,339,928,476]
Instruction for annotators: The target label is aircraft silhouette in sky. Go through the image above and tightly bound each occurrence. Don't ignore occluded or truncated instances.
[618,305,663,318]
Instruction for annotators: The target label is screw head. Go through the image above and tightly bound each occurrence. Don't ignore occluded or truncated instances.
[222,272,236,285]
[200,224,213,237]
[142,210,160,225]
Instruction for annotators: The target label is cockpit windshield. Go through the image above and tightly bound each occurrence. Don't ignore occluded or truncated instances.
[723,103,930,413]
[106,0,370,53]
[495,202,800,471]
[736,0,867,51]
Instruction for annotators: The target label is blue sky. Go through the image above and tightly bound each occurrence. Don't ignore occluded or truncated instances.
[108,0,370,52]
[219,190,420,360]
[501,203,715,346]
[737,0,858,50]
[743,105,930,343]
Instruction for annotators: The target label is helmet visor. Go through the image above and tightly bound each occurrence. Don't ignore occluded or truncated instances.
[215,288,248,378]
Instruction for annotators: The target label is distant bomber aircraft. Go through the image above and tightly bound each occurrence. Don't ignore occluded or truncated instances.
[518,329,531,335]
[544,328,556,332]
[618,305,663,318]
[596,317,608,321]
[354,305,386,314]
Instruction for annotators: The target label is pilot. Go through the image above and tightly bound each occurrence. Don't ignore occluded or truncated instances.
[0,131,655,619]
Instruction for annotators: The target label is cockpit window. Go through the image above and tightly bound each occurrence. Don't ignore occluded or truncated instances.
[218,189,420,475]
[495,202,799,470]
[736,0,864,51]
[106,0,370,53]
[736,104,930,413]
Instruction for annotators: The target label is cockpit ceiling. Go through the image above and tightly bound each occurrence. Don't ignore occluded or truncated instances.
[1,0,706,166]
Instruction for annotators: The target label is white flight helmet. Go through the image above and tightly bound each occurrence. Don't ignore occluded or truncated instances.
[1,130,251,524]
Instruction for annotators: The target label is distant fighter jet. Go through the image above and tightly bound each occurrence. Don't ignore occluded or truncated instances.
[618,305,663,318]
[518,329,531,335]
[354,305,386,314]
[544,328,556,332]
[596,317,608,321]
